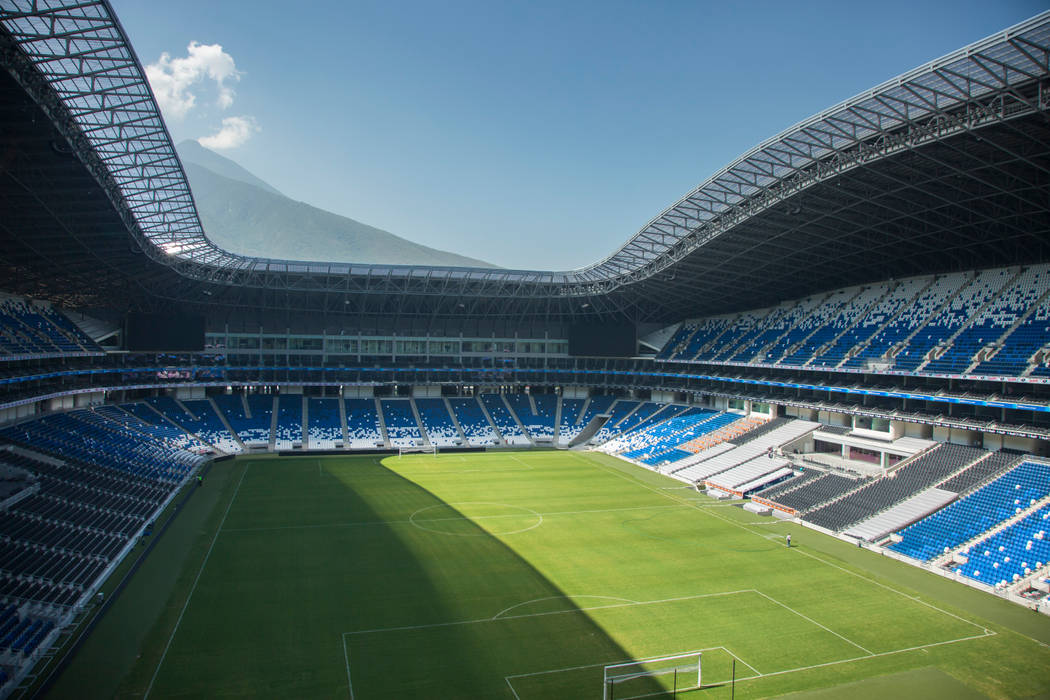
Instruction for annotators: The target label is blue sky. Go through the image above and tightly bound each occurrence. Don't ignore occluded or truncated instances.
[112,0,1046,270]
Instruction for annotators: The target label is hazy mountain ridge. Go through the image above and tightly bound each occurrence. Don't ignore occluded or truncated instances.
[177,141,496,268]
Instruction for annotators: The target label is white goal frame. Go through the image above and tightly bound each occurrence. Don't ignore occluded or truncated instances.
[398,445,437,457]
[603,650,701,700]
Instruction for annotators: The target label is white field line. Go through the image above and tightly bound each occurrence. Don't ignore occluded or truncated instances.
[724,630,995,684]
[221,503,688,533]
[504,633,994,700]
[342,634,354,700]
[721,645,762,676]
[143,462,250,699]
[576,453,993,635]
[509,455,535,470]
[342,589,755,637]
[506,646,729,680]
[753,590,873,655]
[492,595,640,620]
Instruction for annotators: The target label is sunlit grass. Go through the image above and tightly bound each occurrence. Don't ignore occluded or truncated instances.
[131,451,1049,699]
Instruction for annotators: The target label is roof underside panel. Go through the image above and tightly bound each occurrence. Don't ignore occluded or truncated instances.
[0,3,1048,323]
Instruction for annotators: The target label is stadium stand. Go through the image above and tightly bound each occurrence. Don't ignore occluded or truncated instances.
[804,444,988,532]
[0,409,203,617]
[153,398,241,454]
[479,394,529,445]
[795,283,889,367]
[614,408,712,464]
[503,394,556,441]
[955,502,1050,588]
[890,459,1050,562]
[672,419,818,484]
[415,398,460,447]
[592,400,640,443]
[767,288,855,365]
[0,296,100,358]
[884,269,1013,372]
[447,397,499,446]
[557,398,585,444]
[306,398,342,449]
[660,266,1050,380]
[923,267,1044,375]
[212,394,271,448]
[107,404,207,454]
[379,399,423,448]
[273,395,303,450]
[344,399,383,448]
[758,471,866,514]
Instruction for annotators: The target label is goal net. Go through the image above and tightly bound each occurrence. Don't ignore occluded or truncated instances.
[398,445,437,457]
[603,651,701,700]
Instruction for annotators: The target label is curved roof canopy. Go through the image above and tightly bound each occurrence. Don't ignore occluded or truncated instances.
[1,2,1049,322]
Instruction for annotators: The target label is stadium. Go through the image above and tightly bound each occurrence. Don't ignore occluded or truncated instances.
[1,1,1049,698]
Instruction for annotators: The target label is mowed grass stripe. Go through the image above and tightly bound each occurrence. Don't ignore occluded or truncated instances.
[123,452,1049,699]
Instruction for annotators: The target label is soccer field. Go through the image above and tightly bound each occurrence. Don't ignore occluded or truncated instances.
[66,451,1050,699]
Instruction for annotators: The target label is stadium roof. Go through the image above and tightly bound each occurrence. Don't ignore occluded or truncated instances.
[1,2,1049,323]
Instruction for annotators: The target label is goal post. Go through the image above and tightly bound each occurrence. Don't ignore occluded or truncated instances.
[603,651,701,700]
[398,445,437,457]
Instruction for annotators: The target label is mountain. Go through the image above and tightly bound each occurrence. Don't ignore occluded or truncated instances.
[177,140,282,196]
[176,141,496,268]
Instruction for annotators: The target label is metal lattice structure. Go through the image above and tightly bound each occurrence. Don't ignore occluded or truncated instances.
[1,2,1049,322]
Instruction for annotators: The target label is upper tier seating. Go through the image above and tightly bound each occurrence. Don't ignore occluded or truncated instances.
[0,297,100,358]
[728,299,823,363]
[767,288,856,365]
[825,277,929,369]
[924,266,1049,375]
[843,273,966,369]
[273,395,303,450]
[306,398,342,449]
[415,398,459,447]
[781,283,886,367]
[345,399,383,448]
[892,268,1013,372]
[448,397,499,446]
[657,264,1050,380]
[671,318,731,361]
[657,323,698,360]
[697,310,766,362]
[890,460,1050,562]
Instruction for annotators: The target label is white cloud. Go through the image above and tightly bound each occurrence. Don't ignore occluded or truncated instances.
[198,116,260,150]
[146,41,240,120]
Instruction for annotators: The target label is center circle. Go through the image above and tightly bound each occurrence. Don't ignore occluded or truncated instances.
[409,502,543,536]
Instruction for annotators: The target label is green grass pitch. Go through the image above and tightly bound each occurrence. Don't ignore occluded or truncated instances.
[51,451,1050,699]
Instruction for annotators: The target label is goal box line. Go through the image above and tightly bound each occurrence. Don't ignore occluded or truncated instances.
[604,650,702,700]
